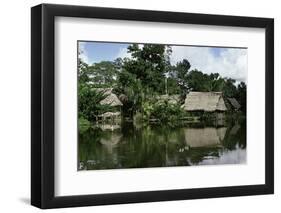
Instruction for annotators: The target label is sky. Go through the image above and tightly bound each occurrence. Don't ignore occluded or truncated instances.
[79,41,247,83]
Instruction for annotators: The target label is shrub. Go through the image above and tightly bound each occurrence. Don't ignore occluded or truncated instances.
[141,100,184,125]
[78,84,113,121]
[79,117,91,133]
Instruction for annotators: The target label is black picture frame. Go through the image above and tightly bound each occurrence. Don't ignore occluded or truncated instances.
[31,3,274,209]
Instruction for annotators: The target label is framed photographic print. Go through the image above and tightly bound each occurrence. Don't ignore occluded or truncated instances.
[31,3,274,209]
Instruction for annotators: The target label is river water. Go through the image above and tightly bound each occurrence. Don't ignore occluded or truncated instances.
[78,121,246,170]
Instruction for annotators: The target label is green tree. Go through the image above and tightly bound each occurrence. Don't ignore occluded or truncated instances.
[123,44,171,94]
[78,58,90,84]
[87,61,118,86]
[168,59,191,95]
[78,84,113,122]
[175,59,191,84]
[222,78,237,97]
[116,44,172,117]
[166,78,181,95]
[236,82,247,114]
[116,70,143,117]
[187,69,212,91]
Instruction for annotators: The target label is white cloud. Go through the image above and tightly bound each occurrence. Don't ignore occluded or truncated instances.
[115,47,131,59]
[170,46,247,83]
[115,44,145,60]
[78,42,90,64]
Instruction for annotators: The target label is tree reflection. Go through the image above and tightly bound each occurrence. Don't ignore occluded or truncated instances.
[79,121,246,170]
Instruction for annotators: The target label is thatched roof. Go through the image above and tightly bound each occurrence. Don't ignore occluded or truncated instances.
[184,127,227,148]
[227,98,241,110]
[96,88,123,107]
[182,92,227,112]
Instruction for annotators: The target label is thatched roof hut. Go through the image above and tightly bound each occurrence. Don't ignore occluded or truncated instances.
[227,98,241,111]
[96,88,123,107]
[182,92,227,112]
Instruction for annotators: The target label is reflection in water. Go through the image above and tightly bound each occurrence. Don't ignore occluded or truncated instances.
[184,127,227,147]
[78,121,246,170]
[197,145,246,165]
[96,123,121,131]
[100,133,122,153]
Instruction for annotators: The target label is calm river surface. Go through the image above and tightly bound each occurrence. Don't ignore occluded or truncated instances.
[78,121,246,170]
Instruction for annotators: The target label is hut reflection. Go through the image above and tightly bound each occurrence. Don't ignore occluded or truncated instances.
[96,123,121,131]
[184,127,227,148]
[99,131,122,153]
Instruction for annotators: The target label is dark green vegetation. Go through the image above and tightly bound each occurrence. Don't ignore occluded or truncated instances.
[79,121,246,170]
[78,44,247,124]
